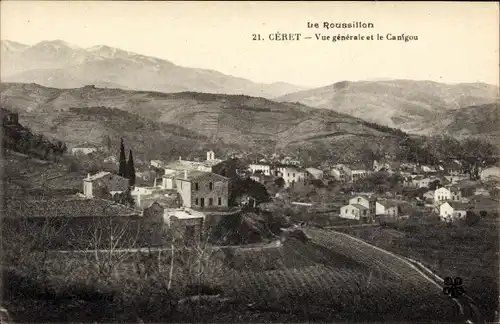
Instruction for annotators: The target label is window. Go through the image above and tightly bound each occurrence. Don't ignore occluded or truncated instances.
[357,198,361,203]
[195,182,199,191]
[209,198,213,206]
[287,173,290,177]
[195,198,199,205]
[352,209,354,214]
[218,197,221,205]
[293,173,295,178]
[180,181,183,189]
[209,182,213,190]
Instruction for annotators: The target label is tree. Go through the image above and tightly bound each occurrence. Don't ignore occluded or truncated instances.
[465,210,480,226]
[274,177,285,188]
[459,138,498,180]
[119,138,127,177]
[127,149,136,187]
[69,214,140,281]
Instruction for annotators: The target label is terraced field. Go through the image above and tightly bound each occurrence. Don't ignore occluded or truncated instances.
[35,228,460,322]
[99,231,458,321]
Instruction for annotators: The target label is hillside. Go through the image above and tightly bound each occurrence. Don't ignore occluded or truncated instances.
[1,40,306,99]
[0,83,407,163]
[277,80,500,136]
[409,102,500,140]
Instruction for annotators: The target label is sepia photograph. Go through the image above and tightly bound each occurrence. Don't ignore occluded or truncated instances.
[0,1,499,323]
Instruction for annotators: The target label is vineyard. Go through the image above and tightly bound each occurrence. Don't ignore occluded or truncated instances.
[97,232,457,321]
[336,221,500,322]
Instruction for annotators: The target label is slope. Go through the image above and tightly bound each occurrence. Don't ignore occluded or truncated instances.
[277,80,500,136]
[0,82,406,162]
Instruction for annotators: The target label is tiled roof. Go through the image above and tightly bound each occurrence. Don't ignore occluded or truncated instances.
[445,201,471,210]
[350,203,368,210]
[84,171,111,181]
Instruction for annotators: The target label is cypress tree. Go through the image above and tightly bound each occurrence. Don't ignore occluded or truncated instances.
[127,149,136,187]
[119,138,127,177]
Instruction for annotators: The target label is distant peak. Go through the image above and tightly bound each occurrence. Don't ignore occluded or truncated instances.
[36,39,81,49]
[1,39,29,51]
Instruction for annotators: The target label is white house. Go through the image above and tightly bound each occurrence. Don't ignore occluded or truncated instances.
[72,147,98,155]
[275,165,306,189]
[340,204,369,220]
[480,167,500,181]
[339,195,377,221]
[474,187,491,197]
[439,202,469,222]
[165,151,224,174]
[305,167,324,180]
[330,167,348,182]
[151,160,164,168]
[249,163,272,176]
[83,171,129,198]
[434,186,462,205]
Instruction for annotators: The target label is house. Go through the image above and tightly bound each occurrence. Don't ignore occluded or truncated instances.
[305,167,324,180]
[434,186,462,205]
[163,170,229,209]
[408,176,433,189]
[164,151,225,174]
[150,160,164,169]
[442,160,463,176]
[480,167,500,181]
[439,202,470,222]
[444,175,469,184]
[72,146,99,155]
[373,160,399,174]
[83,171,129,198]
[423,190,435,201]
[274,164,306,189]
[330,166,349,182]
[474,187,491,197]
[348,163,371,182]
[340,204,369,220]
[339,195,377,221]
[165,208,206,243]
[136,170,156,182]
[103,155,118,164]
[421,165,438,173]
[281,156,301,167]
[375,199,412,221]
[133,188,181,210]
[249,163,272,176]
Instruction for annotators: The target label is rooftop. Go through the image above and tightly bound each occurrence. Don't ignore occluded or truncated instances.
[444,201,471,210]
[165,208,205,220]
[3,196,139,219]
[350,203,368,210]
[84,171,112,181]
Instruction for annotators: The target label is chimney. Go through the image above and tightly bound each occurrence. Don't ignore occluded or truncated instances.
[153,178,157,187]
[184,170,188,179]
[87,173,91,179]
[179,156,182,161]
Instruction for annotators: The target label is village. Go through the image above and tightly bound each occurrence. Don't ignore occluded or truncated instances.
[67,135,500,245]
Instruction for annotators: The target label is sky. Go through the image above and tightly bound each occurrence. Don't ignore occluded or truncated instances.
[1,1,499,87]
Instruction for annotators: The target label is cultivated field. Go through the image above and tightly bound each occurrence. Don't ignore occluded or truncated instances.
[336,220,500,322]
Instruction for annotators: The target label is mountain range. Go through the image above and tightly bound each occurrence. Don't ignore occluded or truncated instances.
[1,40,306,98]
[0,82,406,164]
[277,80,500,137]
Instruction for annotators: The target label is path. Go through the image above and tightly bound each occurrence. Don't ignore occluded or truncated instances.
[304,228,483,324]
